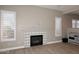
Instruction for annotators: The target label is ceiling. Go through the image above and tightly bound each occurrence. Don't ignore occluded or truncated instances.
[37,5,79,15]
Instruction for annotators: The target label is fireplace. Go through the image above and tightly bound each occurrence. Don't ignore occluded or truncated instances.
[30,35,43,46]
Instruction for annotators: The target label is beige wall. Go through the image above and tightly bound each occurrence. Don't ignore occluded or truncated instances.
[0,5,62,49]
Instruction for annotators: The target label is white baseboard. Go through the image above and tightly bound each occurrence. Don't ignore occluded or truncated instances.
[46,40,62,44]
[0,46,24,52]
[0,40,62,52]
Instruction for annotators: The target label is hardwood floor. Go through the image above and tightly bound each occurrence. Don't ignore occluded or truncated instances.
[0,42,79,54]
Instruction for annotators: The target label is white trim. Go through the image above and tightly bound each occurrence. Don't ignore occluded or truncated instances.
[46,40,62,44]
[0,40,62,52]
[0,46,24,52]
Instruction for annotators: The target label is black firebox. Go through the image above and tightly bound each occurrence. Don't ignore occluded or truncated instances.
[30,35,43,46]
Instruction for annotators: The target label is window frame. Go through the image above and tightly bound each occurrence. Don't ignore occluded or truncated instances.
[72,19,79,29]
[55,16,62,37]
[0,10,16,42]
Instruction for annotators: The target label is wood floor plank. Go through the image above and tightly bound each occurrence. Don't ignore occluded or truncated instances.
[0,42,79,54]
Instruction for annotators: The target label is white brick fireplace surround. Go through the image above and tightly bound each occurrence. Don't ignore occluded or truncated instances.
[24,32,48,48]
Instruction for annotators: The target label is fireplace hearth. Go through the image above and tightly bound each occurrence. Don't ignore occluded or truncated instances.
[30,35,43,46]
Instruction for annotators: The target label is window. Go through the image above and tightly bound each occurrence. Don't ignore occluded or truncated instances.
[55,16,62,37]
[72,19,79,28]
[76,20,79,28]
[72,20,76,28]
[0,10,16,41]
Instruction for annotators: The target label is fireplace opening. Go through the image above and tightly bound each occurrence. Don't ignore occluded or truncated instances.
[30,35,43,46]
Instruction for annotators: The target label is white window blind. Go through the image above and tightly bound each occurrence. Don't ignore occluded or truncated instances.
[72,20,76,28]
[55,16,62,37]
[72,19,79,28]
[76,20,79,28]
[0,10,16,41]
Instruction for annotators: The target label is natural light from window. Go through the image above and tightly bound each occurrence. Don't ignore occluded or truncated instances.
[55,16,62,37]
[0,10,16,41]
[72,19,79,28]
